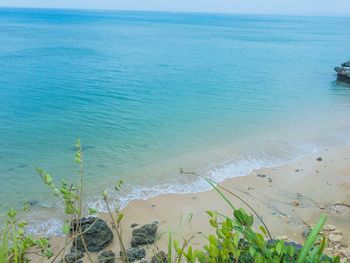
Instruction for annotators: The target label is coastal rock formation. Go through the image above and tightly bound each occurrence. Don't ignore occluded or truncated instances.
[71,217,114,252]
[131,222,158,247]
[341,61,350,67]
[64,250,84,263]
[126,247,146,262]
[98,250,116,263]
[334,60,350,84]
[151,251,168,263]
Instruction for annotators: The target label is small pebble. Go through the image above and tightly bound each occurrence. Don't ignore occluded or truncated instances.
[317,157,323,161]
[291,200,300,207]
[324,224,336,231]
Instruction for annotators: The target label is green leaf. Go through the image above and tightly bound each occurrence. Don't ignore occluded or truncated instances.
[7,208,16,219]
[62,221,70,235]
[116,213,124,224]
[88,207,97,215]
[246,214,254,227]
[276,241,284,255]
[259,226,268,238]
[102,190,108,200]
[64,206,74,214]
[233,209,245,225]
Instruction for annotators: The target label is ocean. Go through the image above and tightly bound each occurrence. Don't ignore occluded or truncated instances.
[0,8,350,234]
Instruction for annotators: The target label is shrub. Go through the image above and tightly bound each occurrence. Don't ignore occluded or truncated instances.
[0,204,52,263]
[169,171,343,263]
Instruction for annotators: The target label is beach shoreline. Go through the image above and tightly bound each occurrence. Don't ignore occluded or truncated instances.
[44,144,350,262]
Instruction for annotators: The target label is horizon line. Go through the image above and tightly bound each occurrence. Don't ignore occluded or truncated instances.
[1,5,350,18]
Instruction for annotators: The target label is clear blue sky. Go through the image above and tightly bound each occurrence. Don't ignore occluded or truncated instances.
[1,0,350,16]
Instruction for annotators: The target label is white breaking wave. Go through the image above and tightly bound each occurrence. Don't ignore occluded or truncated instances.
[27,139,328,236]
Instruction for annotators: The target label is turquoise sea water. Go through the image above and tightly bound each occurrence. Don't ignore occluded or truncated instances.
[1,8,350,233]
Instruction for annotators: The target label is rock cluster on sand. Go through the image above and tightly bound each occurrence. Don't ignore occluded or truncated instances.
[98,250,116,263]
[64,219,160,262]
[71,217,114,252]
[150,251,168,263]
[334,60,350,84]
[64,250,84,263]
[126,222,159,262]
[131,222,158,247]
[126,247,146,262]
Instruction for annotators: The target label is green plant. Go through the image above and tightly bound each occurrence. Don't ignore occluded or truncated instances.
[37,140,129,262]
[102,180,129,262]
[169,170,343,263]
[37,139,95,263]
[0,204,52,263]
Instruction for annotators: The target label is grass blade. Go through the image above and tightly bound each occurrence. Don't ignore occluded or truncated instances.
[204,178,235,211]
[168,229,172,263]
[296,215,327,263]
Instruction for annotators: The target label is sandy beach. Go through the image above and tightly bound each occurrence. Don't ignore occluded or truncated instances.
[43,144,350,262]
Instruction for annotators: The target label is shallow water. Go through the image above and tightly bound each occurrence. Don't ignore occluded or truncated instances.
[0,8,350,233]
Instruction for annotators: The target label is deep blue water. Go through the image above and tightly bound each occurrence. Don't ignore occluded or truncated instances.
[1,9,350,232]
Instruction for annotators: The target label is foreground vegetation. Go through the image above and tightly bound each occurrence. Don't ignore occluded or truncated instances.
[0,140,346,262]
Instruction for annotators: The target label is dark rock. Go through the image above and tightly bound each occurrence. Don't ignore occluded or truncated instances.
[98,250,115,263]
[317,157,322,162]
[151,251,168,263]
[257,173,266,178]
[341,60,350,67]
[267,178,272,183]
[131,223,138,228]
[64,250,84,263]
[127,247,146,262]
[335,62,350,84]
[29,200,39,206]
[71,217,113,252]
[303,228,311,239]
[131,223,158,247]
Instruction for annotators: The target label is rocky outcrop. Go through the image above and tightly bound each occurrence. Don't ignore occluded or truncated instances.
[71,217,114,252]
[126,247,146,262]
[341,61,350,67]
[131,222,158,247]
[334,60,350,84]
[64,250,84,263]
[151,251,168,263]
[98,250,116,263]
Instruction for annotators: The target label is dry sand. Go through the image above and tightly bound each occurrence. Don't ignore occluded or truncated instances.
[43,145,350,262]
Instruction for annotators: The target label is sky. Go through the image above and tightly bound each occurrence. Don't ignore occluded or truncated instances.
[1,0,350,16]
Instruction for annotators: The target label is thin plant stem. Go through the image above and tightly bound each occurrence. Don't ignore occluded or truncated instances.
[103,198,129,263]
